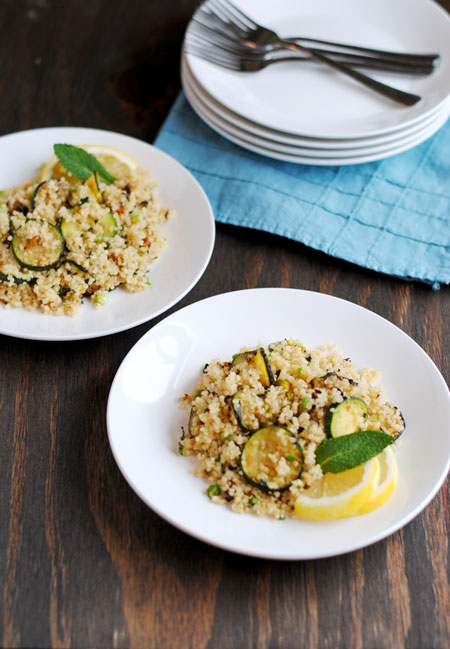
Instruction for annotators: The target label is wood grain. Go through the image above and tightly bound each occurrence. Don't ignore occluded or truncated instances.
[0,1,449,648]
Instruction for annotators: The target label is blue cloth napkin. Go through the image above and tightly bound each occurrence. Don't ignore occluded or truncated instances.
[155,93,450,287]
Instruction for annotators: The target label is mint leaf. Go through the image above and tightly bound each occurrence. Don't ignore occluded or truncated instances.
[53,144,116,184]
[315,430,393,474]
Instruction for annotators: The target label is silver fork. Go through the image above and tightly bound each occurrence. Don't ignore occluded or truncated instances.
[189,16,436,75]
[185,39,433,76]
[199,0,439,65]
[195,0,423,106]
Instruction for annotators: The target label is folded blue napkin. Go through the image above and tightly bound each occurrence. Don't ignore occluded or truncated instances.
[155,93,450,287]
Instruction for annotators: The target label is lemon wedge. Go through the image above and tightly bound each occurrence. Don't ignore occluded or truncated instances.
[82,144,138,177]
[39,144,138,182]
[294,457,380,520]
[357,446,398,514]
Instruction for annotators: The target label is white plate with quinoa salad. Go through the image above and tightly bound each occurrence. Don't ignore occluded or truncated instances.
[107,288,450,560]
[0,127,215,340]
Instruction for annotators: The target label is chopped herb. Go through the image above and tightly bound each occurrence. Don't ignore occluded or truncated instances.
[79,196,90,205]
[301,396,309,408]
[192,388,202,398]
[95,232,103,242]
[296,367,303,376]
[248,495,258,507]
[286,454,297,462]
[221,432,233,441]
[178,442,184,456]
[206,484,221,498]
[133,214,140,223]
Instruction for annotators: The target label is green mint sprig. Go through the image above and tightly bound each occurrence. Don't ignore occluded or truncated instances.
[315,430,393,474]
[53,144,116,184]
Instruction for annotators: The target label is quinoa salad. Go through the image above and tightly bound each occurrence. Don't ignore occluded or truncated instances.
[0,146,174,316]
[179,339,405,520]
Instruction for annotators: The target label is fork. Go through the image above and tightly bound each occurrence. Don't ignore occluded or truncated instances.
[189,18,436,75]
[194,0,423,106]
[185,39,434,76]
[202,0,439,65]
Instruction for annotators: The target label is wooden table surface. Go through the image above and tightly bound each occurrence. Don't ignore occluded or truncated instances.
[1,1,449,648]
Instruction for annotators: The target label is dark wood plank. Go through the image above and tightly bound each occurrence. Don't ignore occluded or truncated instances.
[0,0,449,648]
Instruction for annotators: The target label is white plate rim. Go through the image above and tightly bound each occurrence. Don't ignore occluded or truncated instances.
[106,288,450,560]
[183,73,450,165]
[0,126,215,341]
[185,0,450,139]
[183,52,450,150]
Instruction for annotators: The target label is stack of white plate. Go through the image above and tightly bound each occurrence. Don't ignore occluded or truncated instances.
[182,0,450,165]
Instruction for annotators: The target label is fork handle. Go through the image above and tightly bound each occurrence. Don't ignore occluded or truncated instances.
[281,40,421,106]
[287,36,439,65]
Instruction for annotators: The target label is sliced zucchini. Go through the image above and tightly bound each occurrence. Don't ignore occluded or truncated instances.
[62,259,88,273]
[241,425,303,492]
[85,172,102,202]
[231,390,258,433]
[60,218,81,240]
[11,219,65,271]
[30,181,46,211]
[231,348,275,388]
[188,406,198,437]
[0,271,37,285]
[385,402,406,440]
[324,397,368,438]
[99,211,118,238]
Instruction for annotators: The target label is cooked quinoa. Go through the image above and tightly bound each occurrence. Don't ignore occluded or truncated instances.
[180,339,405,520]
[0,152,174,315]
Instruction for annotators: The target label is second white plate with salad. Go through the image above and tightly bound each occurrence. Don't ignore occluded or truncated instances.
[0,127,215,341]
[107,288,450,560]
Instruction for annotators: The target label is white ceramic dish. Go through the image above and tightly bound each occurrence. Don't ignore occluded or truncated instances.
[186,0,450,139]
[107,288,450,560]
[183,71,450,165]
[182,61,450,165]
[0,127,215,341]
[183,53,450,150]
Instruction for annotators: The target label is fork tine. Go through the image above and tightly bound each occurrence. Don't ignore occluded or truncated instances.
[196,6,248,39]
[207,0,255,31]
[189,21,255,55]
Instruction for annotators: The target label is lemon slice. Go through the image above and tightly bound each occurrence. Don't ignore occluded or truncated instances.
[294,457,380,520]
[358,446,398,514]
[82,145,138,177]
[39,144,138,182]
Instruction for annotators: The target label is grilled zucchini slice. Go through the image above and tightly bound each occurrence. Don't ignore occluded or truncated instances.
[231,347,275,388]
[231,390,259,433]
[241,425,303,492]
[324,397,368,438]
[11,219,65,271]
